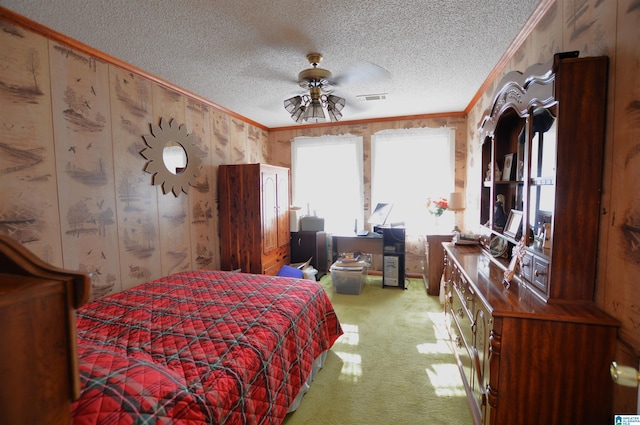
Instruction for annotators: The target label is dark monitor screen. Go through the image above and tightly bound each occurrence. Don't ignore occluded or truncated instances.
[368,203,393,225]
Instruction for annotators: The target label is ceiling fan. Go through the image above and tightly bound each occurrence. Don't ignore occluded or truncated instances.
[284,53,389,124]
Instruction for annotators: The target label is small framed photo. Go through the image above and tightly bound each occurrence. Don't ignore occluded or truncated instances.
[503,209,523,239]
[503,153,514,181]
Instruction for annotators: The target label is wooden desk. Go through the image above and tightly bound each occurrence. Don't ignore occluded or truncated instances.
[425,234,452,295]
[331,234,384,262]
[332,233,386,273]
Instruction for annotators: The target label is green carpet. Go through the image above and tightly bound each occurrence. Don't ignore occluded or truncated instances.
[282,274,473,425]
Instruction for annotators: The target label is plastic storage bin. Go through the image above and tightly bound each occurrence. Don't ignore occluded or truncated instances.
[330,256,370,295]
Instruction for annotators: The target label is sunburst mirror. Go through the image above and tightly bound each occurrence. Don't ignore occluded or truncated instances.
[140,117,202,197]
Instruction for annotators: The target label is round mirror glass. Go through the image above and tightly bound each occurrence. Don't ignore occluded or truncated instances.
[162,141,187,175]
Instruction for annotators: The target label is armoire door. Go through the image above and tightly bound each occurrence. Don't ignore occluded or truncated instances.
[276,169,290,249]
[261,168,278,254]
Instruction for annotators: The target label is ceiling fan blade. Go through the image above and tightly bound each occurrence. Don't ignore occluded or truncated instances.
[331,62,391,86]
[243,62,298,84]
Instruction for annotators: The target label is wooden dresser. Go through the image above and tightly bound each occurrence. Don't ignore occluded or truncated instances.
[443,244,619,424]
[443,53,621,424]
[0,235,90,425]
[219,163,291,275]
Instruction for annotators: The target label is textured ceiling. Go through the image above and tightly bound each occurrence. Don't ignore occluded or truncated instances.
[1,0,541,128]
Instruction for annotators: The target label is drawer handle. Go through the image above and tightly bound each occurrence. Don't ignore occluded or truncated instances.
[610,362,640,388]
[457,307,464,318]
[534,269,546,277]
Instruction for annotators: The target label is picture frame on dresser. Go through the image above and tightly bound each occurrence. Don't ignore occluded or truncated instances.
[503,209,523,238]
[503,153,514,181]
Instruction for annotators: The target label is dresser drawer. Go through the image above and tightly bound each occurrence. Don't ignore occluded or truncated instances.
[531,255,549,294]
[520,250,550,298]
[449,307,473,390]
[452,286,474,350]
[521,252,534,282]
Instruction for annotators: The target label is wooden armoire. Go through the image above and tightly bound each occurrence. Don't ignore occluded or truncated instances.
[218,163,291,275]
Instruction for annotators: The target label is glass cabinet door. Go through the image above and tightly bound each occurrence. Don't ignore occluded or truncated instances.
[482,112,526,239]
[526,108,557,256]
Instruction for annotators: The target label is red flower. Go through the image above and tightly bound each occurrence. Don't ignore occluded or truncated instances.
[426,197,449,217]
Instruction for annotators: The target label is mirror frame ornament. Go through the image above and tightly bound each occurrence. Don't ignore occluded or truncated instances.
[140,117,202,197]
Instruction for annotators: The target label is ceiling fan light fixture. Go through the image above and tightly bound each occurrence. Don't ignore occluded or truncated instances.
[291,105,306,123]
[285,95,346,123]
[327,106,342,122]
[326,94,346,112]
[284,93,346,124]
[303,99,326,123]
[284,96,302,113]
[285,53,349,124]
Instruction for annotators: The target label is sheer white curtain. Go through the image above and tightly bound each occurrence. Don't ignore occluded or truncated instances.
[371,127,456,234]
[291,135,364,234]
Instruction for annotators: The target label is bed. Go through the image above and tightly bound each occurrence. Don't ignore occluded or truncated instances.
[0,236,342,425]
[71,270,343,424]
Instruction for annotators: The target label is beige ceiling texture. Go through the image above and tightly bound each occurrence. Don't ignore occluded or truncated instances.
[1,1,541,128]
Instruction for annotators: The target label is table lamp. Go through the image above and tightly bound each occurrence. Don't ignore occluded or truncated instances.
[449,192,465,233]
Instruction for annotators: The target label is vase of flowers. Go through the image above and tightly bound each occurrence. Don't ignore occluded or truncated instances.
[426,197,449,217]
[426,197,448,227]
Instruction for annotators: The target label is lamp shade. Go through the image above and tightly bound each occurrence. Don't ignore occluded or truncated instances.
[291,106,306,123]
[304,100,326,123]
[326,94,345,112]
[449,192,465,211]
[284,96,302,113]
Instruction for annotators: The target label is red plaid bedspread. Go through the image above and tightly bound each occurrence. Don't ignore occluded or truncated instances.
[71,270,342,425]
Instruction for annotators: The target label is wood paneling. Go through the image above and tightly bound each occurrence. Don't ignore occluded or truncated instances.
[185,98,218,270]
[151,85,192,277]
[605,0,640,354]
[0,24,63,266]
[0,13,272,298]
[110,66,162,290]
[49,42,122,298]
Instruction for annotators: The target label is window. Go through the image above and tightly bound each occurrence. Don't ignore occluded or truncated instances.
[371,127,455,234]
[291,135,364,234]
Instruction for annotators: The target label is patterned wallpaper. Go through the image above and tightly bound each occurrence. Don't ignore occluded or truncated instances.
[0,17,269,298]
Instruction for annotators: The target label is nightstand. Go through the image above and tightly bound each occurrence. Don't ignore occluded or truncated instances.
[425,234,452,295]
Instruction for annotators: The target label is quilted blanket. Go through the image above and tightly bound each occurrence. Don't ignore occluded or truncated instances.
[71,270,342,425]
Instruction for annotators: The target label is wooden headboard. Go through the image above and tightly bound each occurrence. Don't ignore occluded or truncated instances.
[0,235,91,308]
[0,235,91,424]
